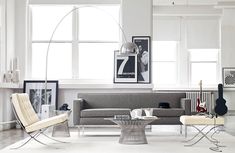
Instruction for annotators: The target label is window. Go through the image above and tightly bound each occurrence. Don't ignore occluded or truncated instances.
[30,5,120,80]
[189,49,219,86]
[152,41,178,86]
[153,15,220,89]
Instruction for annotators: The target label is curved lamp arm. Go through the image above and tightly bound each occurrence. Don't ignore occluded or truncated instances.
[44,5,137,105]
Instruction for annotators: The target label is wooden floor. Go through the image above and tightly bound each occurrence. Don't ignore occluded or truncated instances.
[0,129,27,149]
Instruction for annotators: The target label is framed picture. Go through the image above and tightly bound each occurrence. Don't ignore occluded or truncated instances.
[132,36,151,83]
[114,51,137,83]
[23,80,59,114]
[222,67,235,88]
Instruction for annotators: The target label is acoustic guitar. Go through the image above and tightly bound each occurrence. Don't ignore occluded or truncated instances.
[214,84,228,116]
[196,80,207,113]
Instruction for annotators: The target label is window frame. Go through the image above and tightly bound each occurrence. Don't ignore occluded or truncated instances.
[152,41,179,87]
[188,49,220,87]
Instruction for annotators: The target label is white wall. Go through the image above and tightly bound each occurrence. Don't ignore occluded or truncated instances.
[0,0,15,82]
[15,0,28,82]
[0,0,16,130]
[121,0,152,42]
[0,88,15,130]
[221,8,235,110]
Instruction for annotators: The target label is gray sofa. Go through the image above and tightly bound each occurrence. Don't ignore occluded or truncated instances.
[73,93,191,126]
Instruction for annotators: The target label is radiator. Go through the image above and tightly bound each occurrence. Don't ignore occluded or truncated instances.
[186,92,214,113]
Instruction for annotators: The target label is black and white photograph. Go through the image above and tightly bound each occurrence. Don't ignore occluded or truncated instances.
[114,51,137,83]
[132,36,151,83]
[222,67,235,88]
[23,80,58,114]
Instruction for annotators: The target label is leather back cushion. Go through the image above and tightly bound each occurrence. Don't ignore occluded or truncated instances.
[77,93,186,109]
[12,93,39,127]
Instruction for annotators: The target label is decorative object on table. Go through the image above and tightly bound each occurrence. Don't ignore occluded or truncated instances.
[132,36,151,83]
[196,80,207,113]
[158,102,170,108]
[12,58,20,83]
[23,80,58,116]
[130,109,142,119]
[3,70,13,83]
[222,67,235,88]
[114,51,137,83]
[41,104,51,119]
[214,84,228,116]
[114,115,130,120]
[143,108,153,116]
[3,58,20,83]
[59,103,71,111]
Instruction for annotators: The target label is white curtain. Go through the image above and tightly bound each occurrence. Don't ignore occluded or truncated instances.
[153,16,181,41]
[186,17,220,49]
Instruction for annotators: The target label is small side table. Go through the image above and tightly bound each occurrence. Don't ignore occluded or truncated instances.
[52,110,71,137]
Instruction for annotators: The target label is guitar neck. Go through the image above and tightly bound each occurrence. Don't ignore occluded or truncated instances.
[199,80,202,101]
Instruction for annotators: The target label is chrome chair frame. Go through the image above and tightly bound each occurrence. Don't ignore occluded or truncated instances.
[10,95,69,149]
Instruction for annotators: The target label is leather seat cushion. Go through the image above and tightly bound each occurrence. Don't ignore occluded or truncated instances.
[152,108,185,117]
[81,108,131,117]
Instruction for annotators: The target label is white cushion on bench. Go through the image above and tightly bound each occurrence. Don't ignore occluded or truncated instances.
[180,115,224,125]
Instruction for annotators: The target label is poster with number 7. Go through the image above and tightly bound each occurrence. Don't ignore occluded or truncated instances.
[114,51,137,83]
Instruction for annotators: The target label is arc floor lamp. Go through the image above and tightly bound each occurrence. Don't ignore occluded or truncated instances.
[44,5,139,106]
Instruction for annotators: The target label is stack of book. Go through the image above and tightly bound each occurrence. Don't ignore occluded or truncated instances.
[114,115,130,120]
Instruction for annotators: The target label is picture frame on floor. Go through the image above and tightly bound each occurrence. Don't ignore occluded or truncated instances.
[132,36,151,83]
[23,80,59,114]
[222,67,235,88]
[114,51,137,83]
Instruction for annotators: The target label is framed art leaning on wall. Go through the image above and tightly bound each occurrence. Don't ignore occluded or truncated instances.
[23,80,59,114]
[114,51,137,83]
[222,67,235,88]
[132,36,151,83]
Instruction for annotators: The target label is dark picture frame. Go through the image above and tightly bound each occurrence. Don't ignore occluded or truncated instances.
[23,80,59,114]
[114,51,137,83]
[132,36,151,83]
[222,67,235,88]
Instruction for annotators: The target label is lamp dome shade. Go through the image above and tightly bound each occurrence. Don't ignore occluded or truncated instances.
[120,42,139,54]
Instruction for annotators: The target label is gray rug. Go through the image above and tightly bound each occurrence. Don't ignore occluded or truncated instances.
[1,131,235,153]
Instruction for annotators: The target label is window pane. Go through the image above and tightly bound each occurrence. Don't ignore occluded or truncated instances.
[79,6,119,41]
[189,49,218,61]
[78,43,118,79]
[32,5,73,40]
[32,43,72,79]
[191,63,217,85]
[152,62,177,85]
[152,41,177,61]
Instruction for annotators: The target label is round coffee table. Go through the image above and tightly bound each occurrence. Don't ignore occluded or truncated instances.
[106,118,156,144]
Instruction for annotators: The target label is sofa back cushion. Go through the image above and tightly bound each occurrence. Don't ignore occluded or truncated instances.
[77,93,186,109]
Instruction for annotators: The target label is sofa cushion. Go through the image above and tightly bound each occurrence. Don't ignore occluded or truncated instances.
[81,108,131,117]
[152,108,184,117]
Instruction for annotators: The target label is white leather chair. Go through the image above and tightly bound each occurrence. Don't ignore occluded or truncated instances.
[11,93,68,149]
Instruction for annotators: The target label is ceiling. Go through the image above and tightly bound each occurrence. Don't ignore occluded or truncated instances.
[153,0,235,7]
